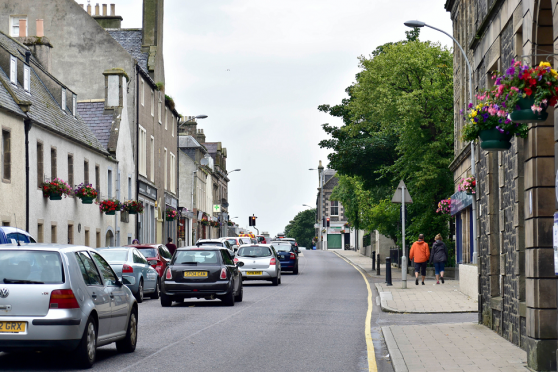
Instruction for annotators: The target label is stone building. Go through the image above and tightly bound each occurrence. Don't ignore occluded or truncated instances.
[445,0,558,369]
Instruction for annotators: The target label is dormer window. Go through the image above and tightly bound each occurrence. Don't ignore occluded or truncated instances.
[9,55,17,85]
[23,64,30,92]
[61,89,66,111]
[72,95,77,116]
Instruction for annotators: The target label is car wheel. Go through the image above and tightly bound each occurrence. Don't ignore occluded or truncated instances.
[150,280,160,299]
[135,279,144,303]
[116,308,138,353]
[234,281,243,302]
[271,276,279,286]
[222,289,235,306]
[278,274,282,285]
[74,316,96,368]
[293,264,299,275]
[160,293,172,307]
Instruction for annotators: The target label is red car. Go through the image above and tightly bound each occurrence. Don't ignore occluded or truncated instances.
[127,244,173,278]
[256,235,267,244]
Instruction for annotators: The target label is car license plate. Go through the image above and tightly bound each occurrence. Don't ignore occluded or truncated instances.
[0,321,26,333]
[183,271,207,277]
[246,271,262,275]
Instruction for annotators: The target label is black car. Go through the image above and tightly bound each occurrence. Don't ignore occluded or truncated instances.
[160,247,244,307]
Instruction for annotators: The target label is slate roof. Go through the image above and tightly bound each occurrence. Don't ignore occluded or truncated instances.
[203,142,218,153]
[0,31,108,155]
[106,29,148,75]
[77,101,113,149]
[179,135,202,149]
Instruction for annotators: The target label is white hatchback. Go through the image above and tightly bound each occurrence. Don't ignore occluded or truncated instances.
[234,244,281,286]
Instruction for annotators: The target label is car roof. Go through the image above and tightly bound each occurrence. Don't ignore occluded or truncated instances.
[177,246,226,251]
[97,247,134,251]
[239,244,271,247]
[0,243,93,253]
[126,244,161,248]
[0,227,32,235]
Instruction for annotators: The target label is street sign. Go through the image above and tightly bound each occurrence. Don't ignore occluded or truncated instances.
[213,205,221,213]
[391,180,413,204]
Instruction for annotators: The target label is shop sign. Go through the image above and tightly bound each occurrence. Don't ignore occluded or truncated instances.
[450,191,473,216]
[139,181,157,200]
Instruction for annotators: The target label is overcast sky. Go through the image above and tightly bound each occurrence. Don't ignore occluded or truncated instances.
[115,0,453,237]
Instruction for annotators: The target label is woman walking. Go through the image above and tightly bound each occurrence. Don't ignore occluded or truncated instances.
[430,234,448,284]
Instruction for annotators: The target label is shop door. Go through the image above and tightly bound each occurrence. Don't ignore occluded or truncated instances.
[469,208,474,262]
[456,213,462,264]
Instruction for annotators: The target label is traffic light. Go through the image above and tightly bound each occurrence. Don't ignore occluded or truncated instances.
[322,216,326,227]
[249,215,256,226]
[251,216,256,226]
[326,217,330,227]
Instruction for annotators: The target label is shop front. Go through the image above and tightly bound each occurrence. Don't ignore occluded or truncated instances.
[138,180,157,244]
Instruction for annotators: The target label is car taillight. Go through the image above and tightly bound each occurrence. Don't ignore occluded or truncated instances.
[156,260,163,267]
[234,257,239,263]
[220,268,227,279]
[290,252,296,259]
[270,257,276,265]
[165,268,172,280]
[122,264,133,273]
[49,289,80,309]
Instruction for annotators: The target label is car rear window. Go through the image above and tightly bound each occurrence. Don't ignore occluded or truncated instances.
[0,250,63,284]
[226,239,237,246]
[138,248,157,258]
[238,246,272,257]
[97,250,128,262]
[174,251,221,265]
[275,245,292,252]
[197,242,222,247]
[6,233,36,244]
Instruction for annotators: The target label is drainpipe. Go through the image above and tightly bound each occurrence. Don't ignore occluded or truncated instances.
[24,118,32,232]
[135,64,140,242]
[115,162,119,245]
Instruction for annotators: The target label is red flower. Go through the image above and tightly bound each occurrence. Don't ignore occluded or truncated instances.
[530,78,537,86]
[524,88,533,96]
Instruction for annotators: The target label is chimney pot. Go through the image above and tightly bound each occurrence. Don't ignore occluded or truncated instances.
[36,19,44,37]
[110,4,115,16]
[102,4,107,16]
[87,4,91,14]
[19,19,27,37]
[95,3,100,16]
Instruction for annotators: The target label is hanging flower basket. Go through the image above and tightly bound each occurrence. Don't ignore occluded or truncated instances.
[479,129,513,151]
[42,178,72,200]
[436,198,451,215]
[509,96,549,123]
[166,208,178,221]
[98,199,122,215]
[123,200,144,215]
[74,183,98,204]
[201,220,209,226]
[458,176,476,195]
[340,229,346,234]
[227,221,235,226]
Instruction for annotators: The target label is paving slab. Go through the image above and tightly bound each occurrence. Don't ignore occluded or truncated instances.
[382,323,529,372]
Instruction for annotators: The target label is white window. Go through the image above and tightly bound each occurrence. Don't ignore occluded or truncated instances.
[139,126,147,176]
[61,89,66,111]
[72,95,77,116]
[140,79,144,106]
[150,136,154,182]
[158,93,162,124]
[170,153,176,192]
[172,115,175,137]
[128,176,132,200]
[108,169,113,199]
[150,90,154,116]
[9,55,16,85]
[331,201,339,216]
[23,64,29,92]
[165,108,168,130]
[163,147,167,189]
[10,16,27,37]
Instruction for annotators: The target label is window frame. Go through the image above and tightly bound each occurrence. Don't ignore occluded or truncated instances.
[9,55,17,85]
[50,147,57,180]
[138,126,147,177]
[163,147,168,190]
[67,154,74,189]
[23,64,30,92]
[330,201,339,216]
[61,89,66,112]
[150,90,154,117]
[2,129,11,182]
[36,141,43,188]
[158,92,162,124]
[150,135,155,182]
[84,159,89,186]
[10,16,27,37]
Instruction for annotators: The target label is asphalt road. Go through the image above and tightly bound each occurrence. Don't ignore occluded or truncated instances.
[0,250,477,372]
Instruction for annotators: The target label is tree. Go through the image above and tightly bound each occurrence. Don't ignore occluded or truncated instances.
[284,209,316,248]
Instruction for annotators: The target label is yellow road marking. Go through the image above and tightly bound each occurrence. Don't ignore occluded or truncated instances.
[334,252,378,372]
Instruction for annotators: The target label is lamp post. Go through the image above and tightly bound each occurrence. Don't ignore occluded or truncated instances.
[310,161,325,250]
[404,20,477,264]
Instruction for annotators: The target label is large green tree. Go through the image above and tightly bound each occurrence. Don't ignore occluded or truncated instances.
[284,209,316,248]
[319,30,454,245]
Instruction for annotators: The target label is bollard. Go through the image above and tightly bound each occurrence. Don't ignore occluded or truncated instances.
[372,251,376,271]
[376,254,380,276]
[385,257,392,286]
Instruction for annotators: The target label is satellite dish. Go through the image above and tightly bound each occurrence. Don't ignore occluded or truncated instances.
[200,158,209,166]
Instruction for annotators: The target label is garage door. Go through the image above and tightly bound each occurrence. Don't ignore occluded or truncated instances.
[327,234,342,249]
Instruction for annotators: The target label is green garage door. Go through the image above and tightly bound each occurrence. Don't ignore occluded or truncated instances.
[327,234,342,249]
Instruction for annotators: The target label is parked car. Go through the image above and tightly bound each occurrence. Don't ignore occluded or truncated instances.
[127,244,173,279]
[196,239,235,257]
[273,242,299,274]
[160,246,243,307]
[256,235,267,244]
[96,247,159,303]
[298,247,307,250]
[221,237,251,252]
[0,244,138,368]
[0,227,36,245]
[234,244,281,285]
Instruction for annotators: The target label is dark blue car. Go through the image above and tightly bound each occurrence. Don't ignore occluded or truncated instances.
[0,227,36,244]
[273,242,299,274]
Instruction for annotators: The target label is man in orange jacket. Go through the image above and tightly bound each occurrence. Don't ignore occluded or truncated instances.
[409,234,430,285]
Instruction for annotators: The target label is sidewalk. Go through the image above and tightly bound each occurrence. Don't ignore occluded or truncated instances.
[383,323,529,372]
[335,250,477,313]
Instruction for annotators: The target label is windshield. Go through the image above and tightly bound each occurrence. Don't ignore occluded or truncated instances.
[197,242,222,247]
[226,239,237,246]
[237,246,272,257]
[97,250,129,262]
[174,250,221,265]
[6,233,36,244]
[138,248,157,258]
[0,250,63,284]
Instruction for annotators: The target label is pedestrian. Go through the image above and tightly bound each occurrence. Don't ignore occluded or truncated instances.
[430,234,448,284]
[409,234,430,285]
[166,237,177,256]
[132,239,139,244]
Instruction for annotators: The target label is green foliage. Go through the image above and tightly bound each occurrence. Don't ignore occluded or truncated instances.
[284,209,316,248]
[319,30,454,247]
[156,82,164,91]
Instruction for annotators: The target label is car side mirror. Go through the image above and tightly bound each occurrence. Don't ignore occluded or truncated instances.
[148,260,157,265]
[116,277,124,286]
[236,261,245,267]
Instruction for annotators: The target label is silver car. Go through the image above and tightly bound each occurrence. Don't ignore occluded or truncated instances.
[97,247,159,303]
[234,244,281,285]
[0,244,138,368]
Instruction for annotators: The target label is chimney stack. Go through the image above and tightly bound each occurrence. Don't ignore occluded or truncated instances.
[87,4,91,14]
[18,19,26,37]
[110,4,115,16]
[91,3,123,29]
[102,4,107,16]
[196,128,206,144]
[95,3,99,16]
[36,19,44,37]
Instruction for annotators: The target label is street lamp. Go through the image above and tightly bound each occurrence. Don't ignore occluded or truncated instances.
[404,20,477,264]
[303,204,313,208]
[228,169,241,174]
[309,162,325,250]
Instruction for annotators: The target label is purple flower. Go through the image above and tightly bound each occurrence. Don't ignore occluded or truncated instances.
[468,103,473,109]
[518,74,523,79]
[538,75,542,81]
[506,66,515,75]
[505,118,511,124]
[474,117,479,123]
[460,109,463,115]
[495,77,502,85]
[494,104,499,110]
